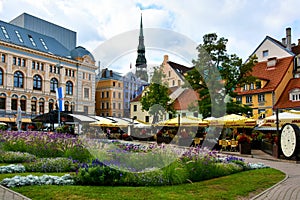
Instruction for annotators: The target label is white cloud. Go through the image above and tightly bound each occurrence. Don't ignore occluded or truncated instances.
[1,0,300,72]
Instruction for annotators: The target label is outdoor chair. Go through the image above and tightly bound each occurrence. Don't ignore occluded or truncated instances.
[221,139,229,151]
[193,137,201,147]
[230,140,238,152]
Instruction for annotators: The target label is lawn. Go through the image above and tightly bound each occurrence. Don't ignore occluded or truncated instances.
[8,168,284,200]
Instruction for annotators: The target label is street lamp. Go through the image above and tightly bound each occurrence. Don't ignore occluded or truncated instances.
[55,63,63,127]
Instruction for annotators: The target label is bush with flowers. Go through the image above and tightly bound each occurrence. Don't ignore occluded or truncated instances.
[236,133,252,144]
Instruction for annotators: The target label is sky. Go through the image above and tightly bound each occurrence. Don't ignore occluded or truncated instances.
[1,0,300,74]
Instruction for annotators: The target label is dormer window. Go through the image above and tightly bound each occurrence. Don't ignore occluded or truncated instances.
[256,81,261,89]
[28,35,36,47]
[267,57,277,68]
[289,88,300,101]
[243,85,248,91]
[250,83,254,90]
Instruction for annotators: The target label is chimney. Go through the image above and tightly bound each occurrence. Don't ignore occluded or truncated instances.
[163,55,169,65]
[298,39,300,46]
[286,27,292,50]
[110,70,113,77]
[282,38,286,46]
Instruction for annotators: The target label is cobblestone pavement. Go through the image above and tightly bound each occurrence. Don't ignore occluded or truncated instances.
[224,150,300,200]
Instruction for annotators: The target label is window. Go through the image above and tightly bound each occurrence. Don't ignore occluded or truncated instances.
[28,35,36,47]
[40,38,48,50]
[64,101,69,112]
[145,116,150,123]
[13,57,17,65]
[106,102,109,109]
[50,78,58,92]
[0,93,6,109]
[21,59,26,67]
[66,81,73,95]
[33,75,42,90]
[15,30,23,43]
[31,97,37,113]
[14,71,24,88]
[11,94,18,111]
[113,92,116,98]
[106,91,109,98]
[71,102,75,112]
[102,102,105,109]
[20,96,26,111]
[113,82,116,86]
[118,103,121,110]
[243,85,248,91]
[84,88,89,99]
[289,89,300,101]
[49,99,54,112]
[168,71,171,77]
[1,54,5,63]
[172,80,175,86]
[101,92,104,98]
[32,61,35,69]
[258,94,265,102]
[256,81,261,89]
[246,95,252,103]
[89,74,91,80]
[263,50,269,57]
[118,92,121,99]
[113,103,116,109]
[0,68,3,85]
[258,109,266,119]
[236,96,242,103]
[133,105,137,112]
[1,26,9,39]
[39,98,44,114]
[17,58,21,66]
[49,65,53,73]
[82,72,85,79]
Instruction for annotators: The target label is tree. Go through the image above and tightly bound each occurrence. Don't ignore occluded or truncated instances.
[184,33,257,118]
[140,67,176,124]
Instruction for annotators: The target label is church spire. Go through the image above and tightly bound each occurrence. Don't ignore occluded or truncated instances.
[135,13,148,82]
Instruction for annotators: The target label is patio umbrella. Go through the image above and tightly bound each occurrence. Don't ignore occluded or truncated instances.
[259,111,300,128]
[156,116,208,127]
[0,122,7,125]
[205,114,256,128]
[89,117,128,127]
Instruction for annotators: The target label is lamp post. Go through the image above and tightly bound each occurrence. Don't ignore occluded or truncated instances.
[56,62,63,127]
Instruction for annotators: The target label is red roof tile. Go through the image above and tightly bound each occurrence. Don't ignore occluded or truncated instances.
[274,78,300,109]
[236,56,293,95]
[173,89,199,110]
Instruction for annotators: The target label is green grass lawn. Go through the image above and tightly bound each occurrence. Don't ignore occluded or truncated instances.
[3,168,284,200]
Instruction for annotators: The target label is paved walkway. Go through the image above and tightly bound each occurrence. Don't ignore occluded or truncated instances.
[1,150,300,200]
[224,150,300,200]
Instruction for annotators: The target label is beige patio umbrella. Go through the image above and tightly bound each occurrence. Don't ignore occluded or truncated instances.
[89,117,128,127]
[156,116,208,127]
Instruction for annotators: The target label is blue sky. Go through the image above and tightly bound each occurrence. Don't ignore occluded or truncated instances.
[1,0,300,74]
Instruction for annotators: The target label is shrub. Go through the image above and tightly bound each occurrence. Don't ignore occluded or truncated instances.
[0,174,74,187]
[0,164,26,173]
[0,151,36,163]
[24,158,78,173]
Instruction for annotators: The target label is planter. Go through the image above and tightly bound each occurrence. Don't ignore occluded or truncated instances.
[239,143,251,155]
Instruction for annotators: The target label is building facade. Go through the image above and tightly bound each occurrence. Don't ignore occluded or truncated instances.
[95,68,123,117]
[235,28,295,119]
[0,14,97,124]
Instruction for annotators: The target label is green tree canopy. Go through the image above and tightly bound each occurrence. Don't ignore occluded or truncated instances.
[140,67,176,123]
[184,33,257,118]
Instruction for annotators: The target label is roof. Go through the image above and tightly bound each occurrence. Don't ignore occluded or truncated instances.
[236,56,294,95]
[0,20,70,57]
[292,45,300,55]
[98,68,123,81]
[70,46,95,62]
[167,61,193,74]
[173,88,199,110]
[247,36,294,61]
[274,78,300,109]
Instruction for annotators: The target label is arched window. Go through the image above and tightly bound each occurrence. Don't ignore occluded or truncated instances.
[39,98,45,114]
[50,78,58,92]
[33,74,42,90]
[71,102,75,112]
[49,99,54,112]
[66,81,73,95]
[0,93,6,109]
[11,94,18,110]
[64,101,69,111]
[14,71,24,88]
[31,97,37,114]
[0,68,3,85]
[20,95,26,111]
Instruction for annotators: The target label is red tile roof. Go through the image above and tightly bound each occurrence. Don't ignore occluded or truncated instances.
[173,88,199,110]
[274,78,300,109]
[236,56,294,95]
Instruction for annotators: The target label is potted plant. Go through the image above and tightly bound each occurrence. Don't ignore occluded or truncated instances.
[236,133,252,154]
